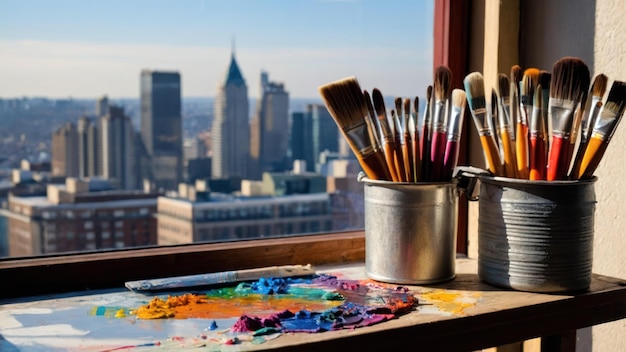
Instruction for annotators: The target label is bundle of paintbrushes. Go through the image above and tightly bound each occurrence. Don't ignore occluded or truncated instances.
[318,67,467,183]
[465,56,626,181]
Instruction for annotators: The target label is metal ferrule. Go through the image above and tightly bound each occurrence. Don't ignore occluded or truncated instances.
[582,96,603,140]
[345,119,376,157]
[432,100,447,134]
[500,99,511,131]
[393,112,404,144]
[446,105,465,142]
[509,88,518,141]
[530,105,544,138]
[519,104,531,126]
[471,108,492,136]
[549,99,576,136]
[591,104,619,139]
[378,117,394,145]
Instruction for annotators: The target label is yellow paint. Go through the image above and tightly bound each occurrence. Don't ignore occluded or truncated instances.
[114,308,126,318]
[419,290,480,315]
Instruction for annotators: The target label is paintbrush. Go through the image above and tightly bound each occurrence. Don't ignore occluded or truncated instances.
[443,89,467,180]
[319,77,391,180]
[393,98,407,181]
[431,66,452,181]
[372,88,400,182]
[125,264,316,291]
[464,72,502,176]
[497,73,517,178]
[517,68,539,179]
[363,90,393,181]
[529,84,547,180]
[570,74,608,179]
[509,65,522,144]
[411,96,421,182]
[491,89,503,163]
[546,57,590,181]
[403,98,415,182]
[539,72,552,165]
[420,85,433,181]
[576,80,626,179]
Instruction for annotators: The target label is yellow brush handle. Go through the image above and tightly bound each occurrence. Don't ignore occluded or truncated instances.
[384,143,400,182]
[500,130,517,178]
[577,136,603,179]
[480,135,502,176]
[516,123,528,179]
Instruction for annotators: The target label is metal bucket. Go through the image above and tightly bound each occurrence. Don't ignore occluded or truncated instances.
[459,168,597,293]
[359,173,459,285]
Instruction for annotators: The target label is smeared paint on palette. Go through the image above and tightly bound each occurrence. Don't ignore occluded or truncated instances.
[0,269,481,351]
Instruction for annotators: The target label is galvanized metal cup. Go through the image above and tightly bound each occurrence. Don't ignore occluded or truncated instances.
[459,167,597,293]
[359,173,459,285]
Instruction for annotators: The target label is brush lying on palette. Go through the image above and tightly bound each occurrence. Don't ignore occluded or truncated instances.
[319,66,465,182]
[319,56,626,183]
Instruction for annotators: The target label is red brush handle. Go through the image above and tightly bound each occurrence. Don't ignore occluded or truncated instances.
[547,136,566,181]
[529,137,546,180]
[430,131,447,181]
[443,140,459,181]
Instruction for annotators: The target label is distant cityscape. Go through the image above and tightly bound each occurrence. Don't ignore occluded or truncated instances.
[0,49,368,258]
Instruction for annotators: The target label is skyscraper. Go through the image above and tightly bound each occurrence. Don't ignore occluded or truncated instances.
[249,71,289,179]
[289,105,339,172]
[51,122,79,177]
[77,116,99,178]
[101,105,136,190]
[140,70,183,191]
[211,50,250,180]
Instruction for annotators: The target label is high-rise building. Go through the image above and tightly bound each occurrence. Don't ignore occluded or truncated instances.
[249,71,290,179]
[211,50,250,180]
[51,122,79,177]
[101,106,136,190]
[289,105,339,172]
[140,70,183,191]
[77,116,99,178]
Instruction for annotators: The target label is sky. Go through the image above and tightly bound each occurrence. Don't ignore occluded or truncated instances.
[0,0,434,99]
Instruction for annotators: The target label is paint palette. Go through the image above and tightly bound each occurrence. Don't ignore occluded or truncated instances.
[0,265,479,351]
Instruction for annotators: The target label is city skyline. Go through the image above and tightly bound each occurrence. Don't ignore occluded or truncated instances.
[0,0,434,100]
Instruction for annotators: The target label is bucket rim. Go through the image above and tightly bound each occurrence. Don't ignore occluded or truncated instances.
[477,174,598,186]
[357,172,459,186]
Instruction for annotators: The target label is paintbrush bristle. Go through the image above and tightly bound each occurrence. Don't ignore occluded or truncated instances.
[539,71,551,91]
[434,66,452,102]
[426,85,433,102]
[363,89,376,121]
[498,73,510,102]
[463,72,486,111]
[521,68,540,104]
[395,97,403,116]
[318,76,366,129]
[591,74,608,98]
[452,89,467,109]
[413,96,420,115]
[510,65,522,87]
[403,98,411,117]
[550,57,590,102]
[372,88,387,119]
[604,80,626,115]
[534,84,543,109]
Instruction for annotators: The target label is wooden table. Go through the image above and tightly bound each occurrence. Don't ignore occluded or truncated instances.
[1,258,625,351]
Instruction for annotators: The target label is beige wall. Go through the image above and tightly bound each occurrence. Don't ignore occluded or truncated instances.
[468,1,626,351]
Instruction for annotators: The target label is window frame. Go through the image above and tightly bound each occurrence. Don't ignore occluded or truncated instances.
[0,0,470,300]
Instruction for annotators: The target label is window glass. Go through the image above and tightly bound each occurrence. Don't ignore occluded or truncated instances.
[0,0,433,258]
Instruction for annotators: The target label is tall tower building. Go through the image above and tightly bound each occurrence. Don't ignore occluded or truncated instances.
[140,70,183,191]
[249,71,289,179]
[211,50,250,180]
[101,105,136,189]
[77,116,99,178]
[51,122,79,177]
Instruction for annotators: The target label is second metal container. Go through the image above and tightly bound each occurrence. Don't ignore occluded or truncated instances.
[474,175,597,293]
[360,174,459,285]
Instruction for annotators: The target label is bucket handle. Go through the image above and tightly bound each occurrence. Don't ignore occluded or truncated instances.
[453,166,492,201]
